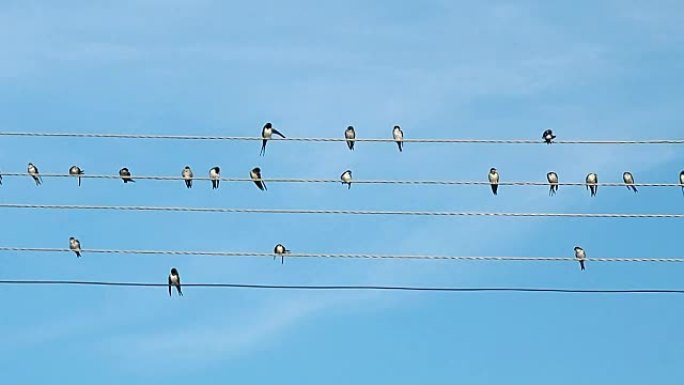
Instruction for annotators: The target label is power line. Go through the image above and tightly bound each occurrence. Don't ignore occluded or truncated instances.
[0,203,682,218]
[0,279,682,294]
[2,246,683,263]
[1,131,683,144]
[0,172,682,187]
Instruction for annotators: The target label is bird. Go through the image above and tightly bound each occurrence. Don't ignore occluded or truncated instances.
[119,168,134,183]
[274,243,289,264]
[250,167,267,191]
[488,168,499,195]
[209,166,220,189]
[168,268,183,296]
[586,173,598,197]
[547,171,559,196]
[260,122,285,156]
[623,171,637,193]
[69,166,84,186]
[69,237,81,258]
[340,170,352,189]
[344,126,356,150]
[679,171,684,196]
[574,246,586,271]
[182,166,193,188]
[27,162,42,185]
[542,129,556,144]
[392,125,404,152]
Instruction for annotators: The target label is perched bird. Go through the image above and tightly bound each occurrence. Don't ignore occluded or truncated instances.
[392,125,404,152]
[542,129,556,144]
[168,268,183,296]
[27,162,42,185]
[250,167,267,191]
[488,168,499,195]
[340,170,352,189]
[344,126,356,150]
[679,171,684,196]
[586,173,598,197]
[182,166,193,189]
[574,246,586,271]
[69,237,81,258]
[119,168,134,183]
[623,171,637,193]
[274,243,289,264]
[547,171,559,196]
[260,122,285,156]
[69,166,84,186]
[209,166,220,189]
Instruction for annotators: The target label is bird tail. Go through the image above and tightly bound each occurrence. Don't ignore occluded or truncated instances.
[78,176,81,187]
[492,185,498,195]
[398,142,403,152]
[281,255,284,264]
[177,286,183,296]
[632,186,638,193]
[580,260,586,270]
[348,183,351,190]
[260,140,267,156]
[76,251,81,258]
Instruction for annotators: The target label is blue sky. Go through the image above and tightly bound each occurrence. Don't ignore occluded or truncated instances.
[1,0,684,383]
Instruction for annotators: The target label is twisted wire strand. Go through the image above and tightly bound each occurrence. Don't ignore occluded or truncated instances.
[1,131,683,144]
[0,203,682,217]
[0,172,682,187]
[0,247,682,262]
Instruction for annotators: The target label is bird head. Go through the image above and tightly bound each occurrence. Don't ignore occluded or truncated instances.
[252,167,261,173]
[489,168,497,174]
[264,122,272,129]
[170,268,178,275]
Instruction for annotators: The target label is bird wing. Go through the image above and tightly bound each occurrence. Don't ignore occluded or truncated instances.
[271,128,286,138]
[168,276,172,296]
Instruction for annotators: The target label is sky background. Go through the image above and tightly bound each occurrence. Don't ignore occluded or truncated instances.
[1,0,684,383]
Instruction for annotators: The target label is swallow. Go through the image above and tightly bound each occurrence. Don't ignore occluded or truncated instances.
[250,167,267,191]
[392,125,404,152]
[547,171,559,196]
[209,166,220,189]
[488,168,499,195]
[182,166,193,188]
[274,243,289,264]
[27,162,42,185]
[69,166,84,186]
[341,170,352,189]
[260,122,285,156]
[119,168,135,183]
[679,171,684,196]
[345,126,356,150]
[574,246,586,271]
[623,171,637,193]
[542,129,556,144]
[69,237,81,258]
[586,173,598,197]
[168,267,183,296]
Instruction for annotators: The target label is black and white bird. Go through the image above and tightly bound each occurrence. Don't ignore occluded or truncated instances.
[586,173,598,197]
[168,268,183,296]
[69,166,84,186]
[488,168,499,195]
[623,171,637,193]
[69,237,81,258]
[119,168,134,183]
[340,170,352,189]
[250,167,267,191]
[392,125,404,152]
[344,126,356,150]
[274,243,289,264]
[542,129,556,144]
[574,246,586,271]
[679,171,684,196]
[182,166,193,189]
[260,122,285,156]
[547,171,559,196]
[27,162,42,185]
[209,166,220,189]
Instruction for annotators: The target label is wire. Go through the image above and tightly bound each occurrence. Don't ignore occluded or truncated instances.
[1,246,683,263]
[0,279,682,294]
[0,172,682,187]
[0,131,683,144]
[0,203,682,218]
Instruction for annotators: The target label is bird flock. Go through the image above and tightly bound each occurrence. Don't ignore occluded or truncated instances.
[5,125,683,296]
